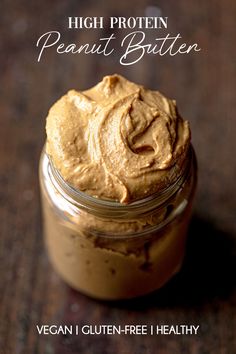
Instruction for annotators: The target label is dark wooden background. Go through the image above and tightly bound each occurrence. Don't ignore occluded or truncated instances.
[0,0,236,353]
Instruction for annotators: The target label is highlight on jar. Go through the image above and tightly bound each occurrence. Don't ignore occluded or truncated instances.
[39,74,197,300]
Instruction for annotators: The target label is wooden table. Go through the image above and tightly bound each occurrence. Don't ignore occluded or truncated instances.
[0,1,235,353]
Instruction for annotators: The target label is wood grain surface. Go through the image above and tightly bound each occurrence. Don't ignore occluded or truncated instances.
[0,0,236,353]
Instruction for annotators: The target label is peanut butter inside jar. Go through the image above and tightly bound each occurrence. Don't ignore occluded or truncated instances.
[39,74,197,300]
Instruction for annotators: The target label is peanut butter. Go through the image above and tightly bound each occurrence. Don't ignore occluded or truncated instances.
[46,74,190,203]
[40,74,196,300]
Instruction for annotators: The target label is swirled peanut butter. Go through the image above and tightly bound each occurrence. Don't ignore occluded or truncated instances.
[46,74,190,203]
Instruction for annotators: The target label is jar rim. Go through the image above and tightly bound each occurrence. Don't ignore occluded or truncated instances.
[45,145,194,217]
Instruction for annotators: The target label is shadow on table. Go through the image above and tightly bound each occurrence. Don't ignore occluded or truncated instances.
[111,214,236,309]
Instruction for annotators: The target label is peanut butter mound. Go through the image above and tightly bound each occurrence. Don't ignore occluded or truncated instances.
[46,74,190,203]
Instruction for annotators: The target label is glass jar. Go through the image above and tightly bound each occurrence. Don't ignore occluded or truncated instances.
[39,145,197,300]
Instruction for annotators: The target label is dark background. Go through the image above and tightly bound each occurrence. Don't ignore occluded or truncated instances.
[0,0,236,353]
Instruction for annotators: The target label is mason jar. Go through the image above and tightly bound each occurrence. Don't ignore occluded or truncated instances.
[39,145,197,300]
